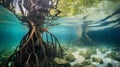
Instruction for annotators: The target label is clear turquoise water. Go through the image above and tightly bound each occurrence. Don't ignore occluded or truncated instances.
[0,5,120,49]
[0,2,120,67]
[1,1,120,67]
[0,6,28,49]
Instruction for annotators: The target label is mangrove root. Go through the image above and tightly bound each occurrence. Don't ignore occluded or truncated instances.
[0,21,63,67]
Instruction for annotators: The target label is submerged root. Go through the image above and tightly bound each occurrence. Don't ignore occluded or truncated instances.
[0,25,63,67]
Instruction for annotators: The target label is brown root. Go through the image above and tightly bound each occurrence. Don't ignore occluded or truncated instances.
[0,21,63,67]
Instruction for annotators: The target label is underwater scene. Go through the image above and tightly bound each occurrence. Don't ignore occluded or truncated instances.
[0,0,120,67]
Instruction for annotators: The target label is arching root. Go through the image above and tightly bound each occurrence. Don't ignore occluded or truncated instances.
[0,21,63,67]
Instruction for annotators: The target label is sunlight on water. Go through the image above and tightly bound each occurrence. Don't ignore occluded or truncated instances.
[0,6,28,49]
[0,0,120,67]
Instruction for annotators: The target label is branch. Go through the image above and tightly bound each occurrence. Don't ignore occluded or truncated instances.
[98,8,120,23]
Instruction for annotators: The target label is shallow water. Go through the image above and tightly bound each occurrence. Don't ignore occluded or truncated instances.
[0,0,120,67]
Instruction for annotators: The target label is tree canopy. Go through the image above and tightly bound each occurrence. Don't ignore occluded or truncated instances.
[50,0,120,17]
